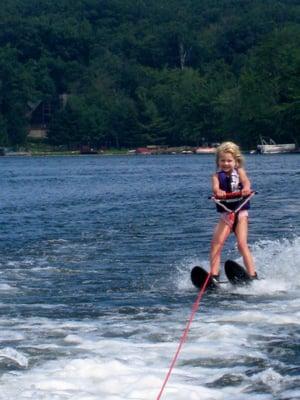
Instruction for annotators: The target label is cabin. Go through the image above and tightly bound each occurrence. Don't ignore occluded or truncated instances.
[26,94,68,139]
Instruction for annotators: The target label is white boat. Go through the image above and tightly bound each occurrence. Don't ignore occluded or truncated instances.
[195,147,216,154]
[257,137,296,154]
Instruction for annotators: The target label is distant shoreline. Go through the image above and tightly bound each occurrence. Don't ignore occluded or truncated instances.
[1,145,217,157]
[1,144,299,157]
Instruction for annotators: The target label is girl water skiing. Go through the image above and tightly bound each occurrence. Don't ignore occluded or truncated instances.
[210,141,257,282]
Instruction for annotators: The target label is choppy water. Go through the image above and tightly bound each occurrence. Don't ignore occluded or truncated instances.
[0,154,299,400]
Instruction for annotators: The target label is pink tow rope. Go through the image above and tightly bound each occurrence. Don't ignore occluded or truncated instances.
[156,272,211,400]
[157,192,256,398]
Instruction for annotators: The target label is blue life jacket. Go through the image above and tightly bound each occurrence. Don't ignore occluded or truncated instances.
[216,169,250,213]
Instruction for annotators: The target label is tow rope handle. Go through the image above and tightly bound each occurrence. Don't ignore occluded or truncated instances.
[210,191,257,214]
[209,190,257,201]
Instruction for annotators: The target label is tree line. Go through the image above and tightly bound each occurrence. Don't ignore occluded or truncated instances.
[0,0,299,149]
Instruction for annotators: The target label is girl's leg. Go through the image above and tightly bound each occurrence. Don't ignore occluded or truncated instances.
[234,216,256,276]
[210,220,231,275]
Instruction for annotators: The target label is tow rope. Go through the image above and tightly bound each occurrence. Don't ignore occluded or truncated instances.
[212,191,255,232]
[156,272,211,400]
[156,192,255,399]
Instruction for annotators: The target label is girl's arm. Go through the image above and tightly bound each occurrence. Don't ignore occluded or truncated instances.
[238,168,251,195]
[212,173,226,197]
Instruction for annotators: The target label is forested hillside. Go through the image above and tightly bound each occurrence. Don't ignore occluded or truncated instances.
[0,0,299,149]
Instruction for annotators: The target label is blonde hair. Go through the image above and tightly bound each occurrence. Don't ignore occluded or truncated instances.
[216,141,244,168]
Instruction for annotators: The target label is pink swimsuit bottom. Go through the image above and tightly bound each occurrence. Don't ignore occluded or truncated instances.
[220,210,249,229]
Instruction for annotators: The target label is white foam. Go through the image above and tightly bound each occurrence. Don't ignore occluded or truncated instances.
[0,356,245,400]
[177,236,300,294]
[251,368,284,394]
[0,237,298,399]
[0,347,28,368]
[251,237,300,283]
[64,334,84,344]
[0,321,294,400]
[0,283,16,291]
[0,331,25,342]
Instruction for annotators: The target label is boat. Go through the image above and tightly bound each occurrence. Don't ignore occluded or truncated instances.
[195,147,216,154]
[257,137,296,154]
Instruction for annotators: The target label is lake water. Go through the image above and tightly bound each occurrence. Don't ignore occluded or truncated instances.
[0,154,299,400]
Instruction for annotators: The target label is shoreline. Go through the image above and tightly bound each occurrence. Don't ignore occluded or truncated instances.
[1,145,299,157]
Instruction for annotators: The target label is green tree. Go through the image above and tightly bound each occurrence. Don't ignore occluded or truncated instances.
[0,46,35,146]
[0,0,300,149]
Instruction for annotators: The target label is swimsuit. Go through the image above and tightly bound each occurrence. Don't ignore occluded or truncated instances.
[217,169,249,229]
[220,209,248,229]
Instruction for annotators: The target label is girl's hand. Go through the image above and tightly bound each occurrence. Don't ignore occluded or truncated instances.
[241,187,251,196]
[214,189,227,198]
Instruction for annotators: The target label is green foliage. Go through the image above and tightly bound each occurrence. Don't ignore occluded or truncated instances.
[0,0,299,148]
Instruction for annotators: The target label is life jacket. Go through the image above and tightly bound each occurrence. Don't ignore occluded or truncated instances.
[216,169,250,213]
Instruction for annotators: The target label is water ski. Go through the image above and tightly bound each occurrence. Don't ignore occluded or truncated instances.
[191,266,218,290]
[224,260,251,286]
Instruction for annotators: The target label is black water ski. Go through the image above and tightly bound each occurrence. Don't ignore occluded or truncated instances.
[191,266,218,290]
[225,260,251,286]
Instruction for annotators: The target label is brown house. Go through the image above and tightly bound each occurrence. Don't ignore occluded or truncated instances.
[26,94,68,139]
